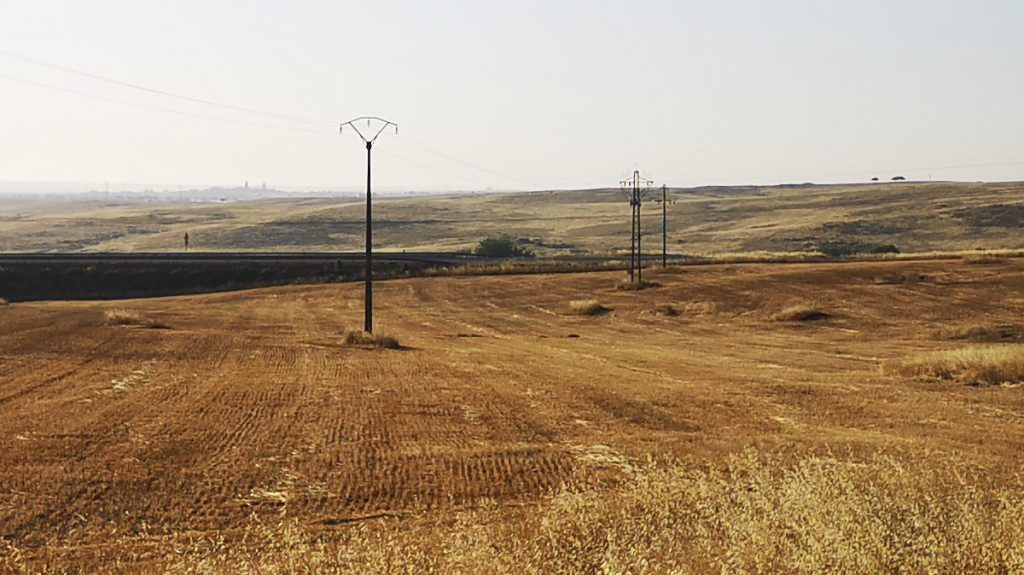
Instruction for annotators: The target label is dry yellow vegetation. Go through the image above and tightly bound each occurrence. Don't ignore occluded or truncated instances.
[176,452,1024,574]
[884,345,1024,385]
[771,304,830,322]
[568,299,609,315]
[342,330,401,349]
[103,308,169,329]
[5,452,1020,574]
[4,181,1024,255]
[938,323,1024,342]
[3,259,1024,571]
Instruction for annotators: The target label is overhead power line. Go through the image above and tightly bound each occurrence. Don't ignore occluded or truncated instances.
[395,134,543,188]
[0,72,329,134]
[6,48,1017,190]
[0,47,334,128]
[378,150,492,188]
[0,47,581,189]
[0,48,552,187]
[0,71,507,189]
[0,72,506,188]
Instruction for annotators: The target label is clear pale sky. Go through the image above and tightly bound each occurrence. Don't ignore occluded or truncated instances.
[1,1,1022,192]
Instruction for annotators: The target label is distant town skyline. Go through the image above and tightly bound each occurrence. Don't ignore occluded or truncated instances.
[1,0,1022,191]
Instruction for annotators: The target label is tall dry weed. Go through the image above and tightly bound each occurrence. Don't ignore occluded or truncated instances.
[104,309,169,329]
[771,305,830,322]
[885,345,1024,385]
[568,300,610,316]
[342,330,401,349]
[937,323,1024,343]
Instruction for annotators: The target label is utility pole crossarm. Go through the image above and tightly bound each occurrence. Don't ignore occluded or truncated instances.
[340,117,398,145]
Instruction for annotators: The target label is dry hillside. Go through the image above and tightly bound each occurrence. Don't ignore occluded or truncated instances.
[2,181,1024,255]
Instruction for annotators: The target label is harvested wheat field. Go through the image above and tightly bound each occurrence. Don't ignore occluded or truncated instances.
[3,259,1024,573]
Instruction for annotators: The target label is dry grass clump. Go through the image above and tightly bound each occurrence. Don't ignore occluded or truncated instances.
[568,299,610,316]
[424,260,625,278]
[884,345,1024,385]
[938,323,1024,342]
[103,309,169,329]
[23,451,1020,573]
[771,305,830,322]
[342,330,401,350]
[702,249,1022,265]
[700,250,827,263]
[615,279,660,291]
[884,248,1024,261]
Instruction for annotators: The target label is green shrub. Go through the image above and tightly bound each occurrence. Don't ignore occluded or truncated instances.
[474,236,533,258]
[819,241,900,257]
[868,244,900,254]
[818,241,863,257]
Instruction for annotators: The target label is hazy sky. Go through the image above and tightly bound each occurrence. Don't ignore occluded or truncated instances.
[1,1,1022,192]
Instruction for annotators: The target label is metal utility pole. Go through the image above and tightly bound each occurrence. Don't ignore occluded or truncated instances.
[660,185,668,267]
[620,170,653,285]
[340,116,398,334]
[652,185,674,268]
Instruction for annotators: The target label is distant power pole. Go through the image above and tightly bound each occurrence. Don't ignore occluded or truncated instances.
[661,185,668,267]
[652,185,676,267]
[620,170,653,284]
[340,116,398,334]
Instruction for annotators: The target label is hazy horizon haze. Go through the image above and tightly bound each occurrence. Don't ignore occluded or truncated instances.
[1,0,1022,192]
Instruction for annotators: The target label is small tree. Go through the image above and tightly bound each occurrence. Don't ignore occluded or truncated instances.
[474,236,533,257]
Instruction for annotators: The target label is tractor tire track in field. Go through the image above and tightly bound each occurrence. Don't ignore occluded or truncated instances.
[3,260,1024,551]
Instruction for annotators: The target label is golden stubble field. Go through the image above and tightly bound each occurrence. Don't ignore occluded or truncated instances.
[2,259,1024,572]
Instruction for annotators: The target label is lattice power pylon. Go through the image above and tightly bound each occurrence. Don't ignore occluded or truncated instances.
[620,170,654,285]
